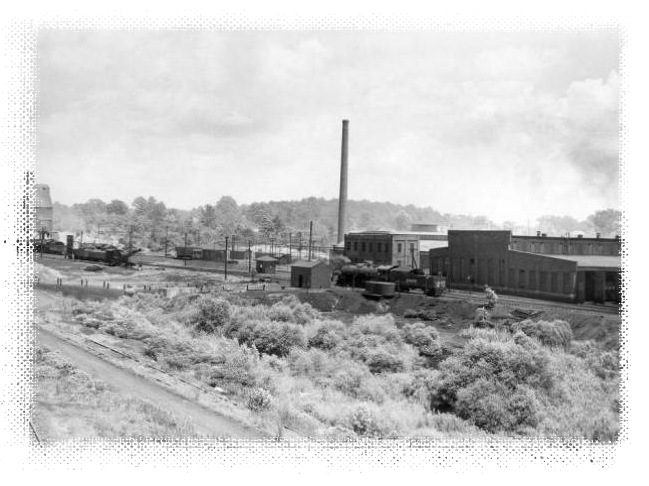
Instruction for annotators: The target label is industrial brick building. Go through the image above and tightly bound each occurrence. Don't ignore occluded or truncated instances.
[344,231,422,269]
[429,230,620,303]
[344,226,447,270]
[291,260,331,289]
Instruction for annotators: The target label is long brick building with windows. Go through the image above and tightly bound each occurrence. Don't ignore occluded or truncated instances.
[429,230,621,303]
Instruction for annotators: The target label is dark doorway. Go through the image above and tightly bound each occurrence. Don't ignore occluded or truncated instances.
[605,272,621,303]
[298,274,304,288]
[584,271,597,301]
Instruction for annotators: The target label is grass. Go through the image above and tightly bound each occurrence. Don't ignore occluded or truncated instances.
[32,345,199,440]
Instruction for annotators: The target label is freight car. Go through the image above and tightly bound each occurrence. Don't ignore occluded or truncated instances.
[73,245,140,266]
[33,239,66,255]
[336,263,447,297]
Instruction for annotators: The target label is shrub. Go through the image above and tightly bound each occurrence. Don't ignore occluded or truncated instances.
[511,319,573,348]
[267,295,318,325]
[484,286,498,310]
[308,322,345,350]
[365,346,407,374]
[237,320,307,358]
[247,388,273,412]
[402,322,442,359]
[353,314,403,345]
[570,340,619,380]
[455,379,539,433]
[430,330,552,416]
[188,296,231,334]
[473,307,492,327]
[348,405,392,438]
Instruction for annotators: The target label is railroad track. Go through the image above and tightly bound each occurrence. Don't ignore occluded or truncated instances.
[441,291,620,315]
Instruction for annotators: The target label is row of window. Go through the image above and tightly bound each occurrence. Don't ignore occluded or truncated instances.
[345,240,418,254]
[346,240,390,253]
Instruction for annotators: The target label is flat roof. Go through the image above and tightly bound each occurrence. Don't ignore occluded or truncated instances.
[546,254,621,269]
[256,256,278,262]
[291,260,326,268]
[513,234,619,242]
[347,230,447,237]
[420,240,450,251]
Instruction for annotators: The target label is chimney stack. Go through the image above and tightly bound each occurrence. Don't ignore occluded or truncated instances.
[337,119,349,244]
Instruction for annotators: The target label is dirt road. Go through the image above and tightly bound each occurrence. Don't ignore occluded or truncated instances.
[35,327,266,439]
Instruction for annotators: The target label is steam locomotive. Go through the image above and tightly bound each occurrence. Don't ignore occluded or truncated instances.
[72,245,141,266]
[336,263,447,297]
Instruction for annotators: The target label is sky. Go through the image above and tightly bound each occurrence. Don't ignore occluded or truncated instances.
[36,29,620,224]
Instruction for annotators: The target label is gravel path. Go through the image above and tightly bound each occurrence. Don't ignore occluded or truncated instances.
[35,326,266,439]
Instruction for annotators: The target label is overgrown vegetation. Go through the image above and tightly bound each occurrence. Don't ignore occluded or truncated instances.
[64,290,619,440]
[33,346,198,439]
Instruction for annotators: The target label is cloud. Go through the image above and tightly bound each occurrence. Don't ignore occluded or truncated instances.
[35,30,620,223]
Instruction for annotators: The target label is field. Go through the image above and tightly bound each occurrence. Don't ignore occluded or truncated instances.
[33,257,621,440]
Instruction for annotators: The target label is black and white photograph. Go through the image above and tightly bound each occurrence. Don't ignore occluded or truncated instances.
[1,2,645,479]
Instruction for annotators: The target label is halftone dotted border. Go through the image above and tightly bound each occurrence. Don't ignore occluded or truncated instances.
[1,13,627,473]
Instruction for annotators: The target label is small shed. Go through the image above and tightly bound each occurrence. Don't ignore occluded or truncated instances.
[276,253,292,265]
[256,256,278,274]
[291,260,331,289]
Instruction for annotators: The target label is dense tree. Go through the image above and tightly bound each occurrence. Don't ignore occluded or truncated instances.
[587,209,621,237]
[106,199,129,215]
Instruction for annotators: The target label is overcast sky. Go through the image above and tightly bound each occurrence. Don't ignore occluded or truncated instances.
[36,29,620,224]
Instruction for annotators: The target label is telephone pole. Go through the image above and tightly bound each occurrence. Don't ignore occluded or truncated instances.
[248,239,252,275]
[164,226,169,257]
[224,236,229,281]
[308,221,313,261]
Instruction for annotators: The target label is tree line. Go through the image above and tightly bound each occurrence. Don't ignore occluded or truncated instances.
[52,195,622,250]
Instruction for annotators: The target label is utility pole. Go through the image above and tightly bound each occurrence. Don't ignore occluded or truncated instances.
[248,239,252,275]
[298,231,303,259]
[270,237,274,257]
[224,236,229,281]
[39,226,46,259]
[308,221,313,261]
[288,233,292,263]
[184,231,188,266]
[164,226,169,257]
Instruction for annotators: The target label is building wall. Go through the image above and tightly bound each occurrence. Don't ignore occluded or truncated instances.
[431,231,580,302]
[344,232,420,268]
[344,233,393,265]
[291,265,331,289]
[391,236,420,269]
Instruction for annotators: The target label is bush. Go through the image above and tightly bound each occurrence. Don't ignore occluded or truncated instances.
[237,320,307,358]
[484,286,498,310]
[353,314,403,346]
[570,340,619,380]
[247,388,273,412]
[511,319,573,348]
[308,322,346,350]
[473,307,492,327]
[365,346,407,374]
[430,330,552,420]
[402,322,442,359]
[455,379,539,433]
[188,296,231,334]
[348,405,393,438]
[267,295,318,325]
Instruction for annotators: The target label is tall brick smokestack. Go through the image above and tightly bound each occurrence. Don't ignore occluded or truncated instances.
[337,119,349,244]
